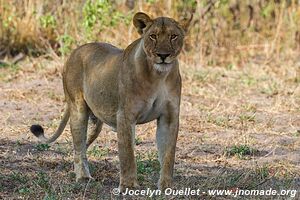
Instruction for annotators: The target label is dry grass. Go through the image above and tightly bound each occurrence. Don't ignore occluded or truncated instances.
[0,0,300,199]
[1,0,300,65]
[0,55,299,199]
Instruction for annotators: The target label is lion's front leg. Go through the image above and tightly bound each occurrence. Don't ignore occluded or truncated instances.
[156,102,179,190]
[117,110,138,191]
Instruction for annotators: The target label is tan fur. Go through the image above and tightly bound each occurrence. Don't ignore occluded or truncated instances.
[31,12,192,191]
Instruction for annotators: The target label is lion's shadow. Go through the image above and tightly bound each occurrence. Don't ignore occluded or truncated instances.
[0,139,299,199]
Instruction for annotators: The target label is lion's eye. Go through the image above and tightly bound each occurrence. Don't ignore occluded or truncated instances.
[149,34,157,40]
[171,34,178,40]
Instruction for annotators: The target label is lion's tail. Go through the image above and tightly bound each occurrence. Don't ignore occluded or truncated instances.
[30,105,70,144]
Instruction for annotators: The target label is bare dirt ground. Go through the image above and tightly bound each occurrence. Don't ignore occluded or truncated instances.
[0,56,299,199]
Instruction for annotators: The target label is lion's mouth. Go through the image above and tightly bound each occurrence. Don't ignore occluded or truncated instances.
[153,62,173,73]
[158,61,169,64]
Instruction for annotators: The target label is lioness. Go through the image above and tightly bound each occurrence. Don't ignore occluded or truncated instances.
[30,12,192,191]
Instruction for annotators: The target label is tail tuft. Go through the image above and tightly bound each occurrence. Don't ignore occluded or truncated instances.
[30,124,44,138]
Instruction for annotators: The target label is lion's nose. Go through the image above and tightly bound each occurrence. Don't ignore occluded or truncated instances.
[157,53,170,61]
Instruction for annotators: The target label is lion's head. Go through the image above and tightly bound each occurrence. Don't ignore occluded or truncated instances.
[133,12,192,72]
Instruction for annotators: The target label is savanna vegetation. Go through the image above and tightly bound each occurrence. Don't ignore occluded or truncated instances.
[0,0,299,199]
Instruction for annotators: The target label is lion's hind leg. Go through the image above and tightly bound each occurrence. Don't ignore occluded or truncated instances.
[86,115,103,148]
[69,100,91,182]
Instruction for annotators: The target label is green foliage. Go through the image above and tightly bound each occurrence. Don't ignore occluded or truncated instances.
[35,143,50,151]
[44,194,57,200]
[18,187,32,195]
[225,145,257,159]
[58,34,75,56]
[292,130,300,137]
[227,173,243,187]
[260,82,279,96]
[34,172,51,192]
[136,152,160,175]
[256,165,270,179]
[176,0,197,11]
[135,137,142,145]
[83,0,110,30]
[241,75,257,87]
[146,0,156,4]
[260,3,275,18]
[83,0,131,32]
[207,114,231,128]
[239,113,256,123]
[87,146,109,158]
[40,14,56,29]
[0,0,299,65]
[215,0,230,8]
[10,172,28,184]
[0,61,9,68]
[2,15,14,28]
[0,63,20,75]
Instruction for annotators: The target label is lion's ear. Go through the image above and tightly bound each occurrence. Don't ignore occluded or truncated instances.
[133,12,153,35]
[178,13,193,33]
